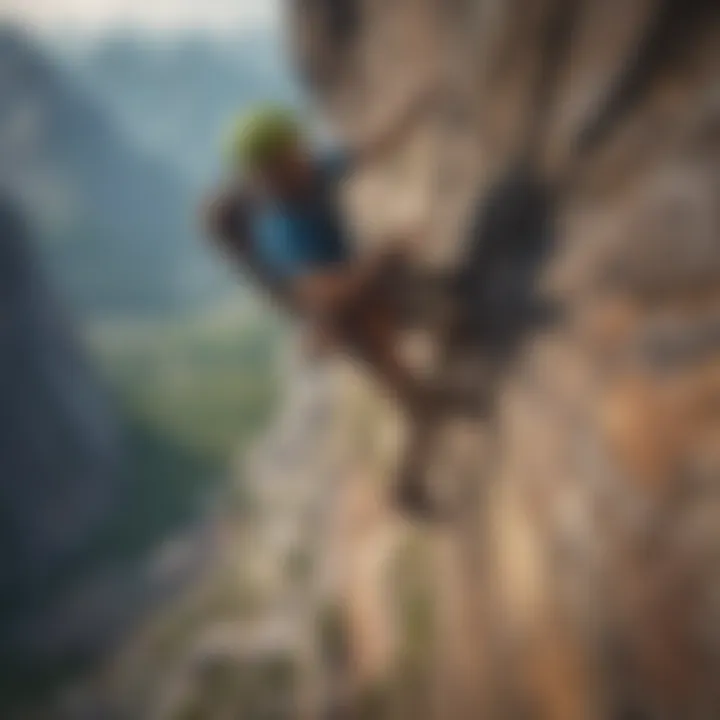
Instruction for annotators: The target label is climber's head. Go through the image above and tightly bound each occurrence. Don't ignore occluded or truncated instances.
[228,106,313,199]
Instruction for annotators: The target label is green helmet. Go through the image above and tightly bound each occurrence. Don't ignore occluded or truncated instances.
[227,106,302,170]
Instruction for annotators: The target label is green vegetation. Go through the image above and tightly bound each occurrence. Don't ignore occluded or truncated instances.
[91,294,284,463]
[86,294,286,562]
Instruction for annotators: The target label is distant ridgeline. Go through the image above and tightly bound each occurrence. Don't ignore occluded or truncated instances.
[65,29,299,185]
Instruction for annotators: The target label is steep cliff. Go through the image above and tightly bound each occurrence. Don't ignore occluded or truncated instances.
[286,1,720,718]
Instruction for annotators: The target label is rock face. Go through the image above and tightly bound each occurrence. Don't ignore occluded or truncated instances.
[289,1,720,718]
[0,198,119,624]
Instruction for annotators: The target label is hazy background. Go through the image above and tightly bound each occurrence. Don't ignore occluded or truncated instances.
[0,2,299,712]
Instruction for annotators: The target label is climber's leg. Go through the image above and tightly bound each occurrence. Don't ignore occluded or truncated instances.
[335,298,441,518]
[294,251,442,516]
[353,305,417,406]
[293,241,423,407]
[329,286,424,410]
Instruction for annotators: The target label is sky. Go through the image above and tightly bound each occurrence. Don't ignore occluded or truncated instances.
[0,0,281,34]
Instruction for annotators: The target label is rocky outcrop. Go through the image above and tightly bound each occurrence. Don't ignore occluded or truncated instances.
[288,1,720,718]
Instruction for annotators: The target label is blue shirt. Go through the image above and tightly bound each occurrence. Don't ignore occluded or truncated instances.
[252,154,352,279]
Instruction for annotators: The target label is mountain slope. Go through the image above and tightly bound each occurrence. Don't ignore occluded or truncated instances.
[0,26,221,317]
[0,196,120,613]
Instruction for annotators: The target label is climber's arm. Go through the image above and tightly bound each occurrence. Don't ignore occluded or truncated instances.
[204,189,297,312]
[204,187,253,262]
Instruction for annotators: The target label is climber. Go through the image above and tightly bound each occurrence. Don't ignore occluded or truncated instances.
[205,94,440,516]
